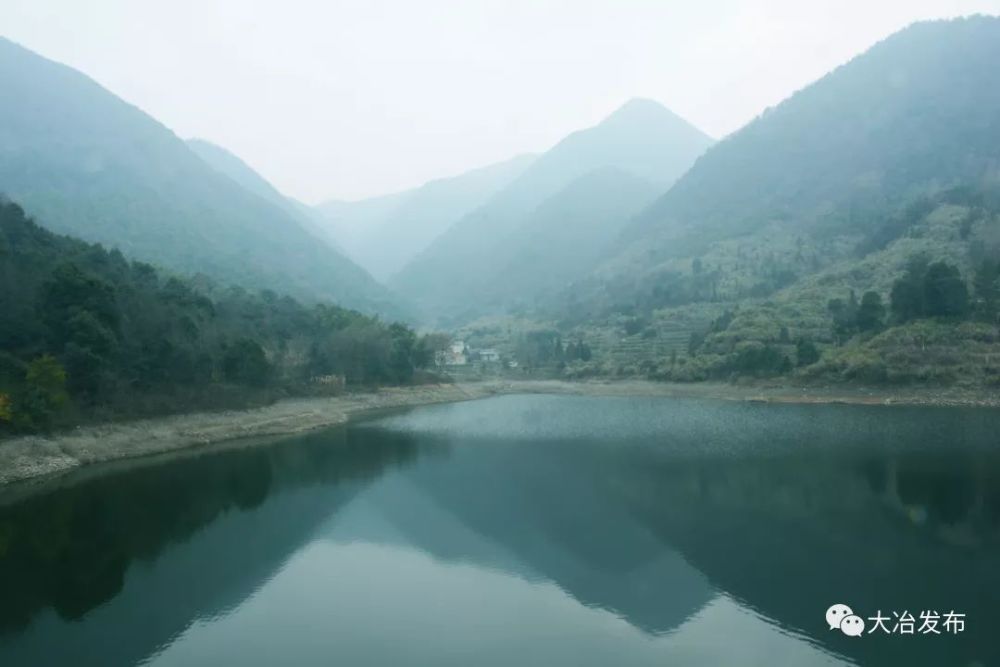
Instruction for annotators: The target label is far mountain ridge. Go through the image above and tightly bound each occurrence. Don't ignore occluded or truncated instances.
[390,98,714,324]
[186,138,347,254]
[0,36,400,316]
[314,153,537,281]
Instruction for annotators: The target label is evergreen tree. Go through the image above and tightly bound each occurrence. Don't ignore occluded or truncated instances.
[890,255,930,322]
[973,259,1000,320]
[923,261,969,318]
[796,338,821,366]
[856,291,886,331]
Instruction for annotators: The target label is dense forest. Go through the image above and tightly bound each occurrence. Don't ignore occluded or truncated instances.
[0,201,436,435]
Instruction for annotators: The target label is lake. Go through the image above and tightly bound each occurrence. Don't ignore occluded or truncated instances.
[0,394,998,667]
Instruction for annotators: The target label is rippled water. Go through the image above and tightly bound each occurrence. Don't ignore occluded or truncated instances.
[1,394,998,666]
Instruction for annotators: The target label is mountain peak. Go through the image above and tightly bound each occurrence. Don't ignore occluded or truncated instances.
[603,97,680,126]
[596,98,714,147]
[613,97,668,114]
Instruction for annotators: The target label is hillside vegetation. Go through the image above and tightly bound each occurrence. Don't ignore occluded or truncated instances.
[575,17,1000,317]
[0,201,435,435]
[451,18,1000,390]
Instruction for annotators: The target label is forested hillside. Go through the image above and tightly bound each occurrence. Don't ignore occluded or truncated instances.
[578,16,1000,316]
[461,17,1000,389]
[0,37,399,316]
[0,201,434,434]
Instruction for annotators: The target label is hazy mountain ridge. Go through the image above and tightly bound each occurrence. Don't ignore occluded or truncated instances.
[581,16,1000,314]
[524,17,1000,386]
[185,138,346,254]
[0,37,399,316]
[316,153,536,281]
[391,99,714,324]
[480,168,659,314]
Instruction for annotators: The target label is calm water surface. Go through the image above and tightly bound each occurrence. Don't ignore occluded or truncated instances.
[1,394,998,667]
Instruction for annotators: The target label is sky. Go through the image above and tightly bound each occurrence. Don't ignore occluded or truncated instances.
[1,0,999,203]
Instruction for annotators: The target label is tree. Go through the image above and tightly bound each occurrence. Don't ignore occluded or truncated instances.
[890,255,930,322]
[923,261,969,318]
[63,342,106,399]
[856,291,886,331]
[387,323,418,383]
[624,317,647,336]
[973,259,1000,321]
[15,355,68,430]
[796,338,821,366]
[828,293,858,339]
[40,263,120,339]
[890,276,924,322]
[0,200,436,432]
[727,342,787,377]
[222,339,272,387]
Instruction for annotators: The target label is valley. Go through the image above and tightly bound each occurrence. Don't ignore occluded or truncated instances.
[3,16,1000,443]
[2,6,1000,666]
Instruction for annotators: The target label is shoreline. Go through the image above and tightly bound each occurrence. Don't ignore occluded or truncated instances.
[1,379,998,489]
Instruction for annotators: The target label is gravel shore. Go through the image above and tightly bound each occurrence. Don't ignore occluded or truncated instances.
[2,379,998,488]
[0,383,499,487]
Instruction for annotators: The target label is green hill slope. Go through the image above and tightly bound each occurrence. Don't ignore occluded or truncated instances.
[475,18,1000,389]
[581,17,1000,316]
[0,37,400,316]
[0,200,431,434]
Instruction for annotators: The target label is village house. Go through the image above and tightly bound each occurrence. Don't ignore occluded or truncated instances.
[436,340,469,366]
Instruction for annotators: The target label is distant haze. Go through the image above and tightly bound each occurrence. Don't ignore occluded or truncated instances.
[1,0,998,202]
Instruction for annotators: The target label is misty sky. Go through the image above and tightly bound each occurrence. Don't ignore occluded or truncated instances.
[2,0,999,203]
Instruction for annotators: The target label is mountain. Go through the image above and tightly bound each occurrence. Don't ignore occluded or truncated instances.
[466,168,659,318]
[0,37,399,316]
[390,99,714,324]
[185,138,345,253]
[315,153,536,281]
[581,16,1000,316]
[516,16,1000,388]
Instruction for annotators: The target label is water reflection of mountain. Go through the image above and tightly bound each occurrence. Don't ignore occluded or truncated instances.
[0,427,424,667]
[339,396,1000,667]
[611,450,1000,667]
[325,434,715,636]
[1,394,998,667]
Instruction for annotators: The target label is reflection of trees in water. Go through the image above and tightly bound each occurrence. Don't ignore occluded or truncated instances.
[892,456,1000,541]
[0,426,426,635]
[598,446,1000,667]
